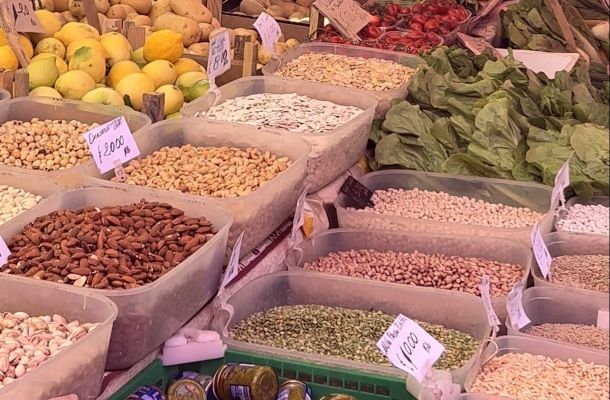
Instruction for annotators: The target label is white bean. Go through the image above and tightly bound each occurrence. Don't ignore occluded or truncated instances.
[0,185,43,225]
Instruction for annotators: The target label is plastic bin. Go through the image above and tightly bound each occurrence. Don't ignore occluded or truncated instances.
[213,271,491,396]
[532,232,609,296]
[505,286,608,353]
[287,229,532,322]
[0,186,232,370]
[262,42,422,115]
[0,97,151,186]
[0,275,117,400]
[181,76,378,192]
[555,195,609,236]
[83,117,311,256]
[0,89,9,102]
[335,170,554,247]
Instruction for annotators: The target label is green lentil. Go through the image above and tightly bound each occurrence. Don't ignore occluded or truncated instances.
[230,305,479,370]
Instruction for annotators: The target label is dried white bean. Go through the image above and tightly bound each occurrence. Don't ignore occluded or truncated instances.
[557,204,609,235]
[0,185,43,225]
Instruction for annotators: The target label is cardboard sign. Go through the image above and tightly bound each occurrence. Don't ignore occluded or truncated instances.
[507,282,531,330]
[207,30,231,82]
[0,236,10,271]
[340,175,373,209]
[314,0,371,40]
[220,231,245,294]
[550,159,570,210]
[253,12,281,52]
[480,275,501,330]
[83,116,140,174]
[8,0,44,33]
[531,223,552,279]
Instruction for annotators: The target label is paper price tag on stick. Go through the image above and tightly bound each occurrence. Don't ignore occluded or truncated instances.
[550,159,570,210]
[253,12,281,52]
[507,282,531,330]
[7,0,44,33]
[480,275,501,330]
[220,231,245,295]
[531,223,552,279]
[83,117,140,175]
[0,235,10,271]
[597,309,609,331]
[289,187,309,247]
[207,30,231,85]
[313,0,370,40]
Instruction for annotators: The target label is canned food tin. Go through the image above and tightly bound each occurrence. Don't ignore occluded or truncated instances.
[171,371,214,390]
[213,363,279,400]
[126,384,166,400]
[319,395,358,400]
[277,380,312,400]
[168,378,207,400]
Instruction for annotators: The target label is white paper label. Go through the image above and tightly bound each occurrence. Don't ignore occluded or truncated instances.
[480,275,501,329]
[531,223,552,279]
[506,282,531,330]
[0,236,10,270]
[377,314,445,382]
[290,187,308,246]
[8,0,44,33]
[207,30,231,82]
[253,12,281,52]
[220,231,245,293]
[313,0,371,39]
[597,309,609,330]
[83,116,140,175]
[550,159,570,210]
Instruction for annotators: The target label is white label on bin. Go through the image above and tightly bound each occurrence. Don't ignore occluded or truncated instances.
[83,116,140,174]
[314,0,370,39]
[253,12,281,52]
[507,282,531,330]
[220,231,245,294]
[531,223,552,279]
[597,309,609,330]
[377,314,444,383]
[7,0,44,33]
[0,235,10,270]
[480,275,501,330]
[290,187,308,247]
[550,159,570,210]
[207,29,231,82]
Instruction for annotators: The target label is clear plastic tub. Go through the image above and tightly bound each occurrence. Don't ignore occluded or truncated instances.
[286,229,532,322]
[0,89,9,102]
[181,76,378,192]
[335,170,554,247]
[555,195,609,237]
[459,395,511,400]
[532,232,609,296]
[0,97,151,186]
[213,271,491,396]
[0,275,117,400]
[505,286,608,354]
[262,42,422,115]
[83,117,311,256]
[0,186,232,370]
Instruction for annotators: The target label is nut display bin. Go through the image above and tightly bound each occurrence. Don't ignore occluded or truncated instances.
[335,170,554,246]
[83,117,311,255]
[0,275,117,400]
[0,89,9,102]
[181,76,378,192]
[505,286,608,353]
[0,186,232,370]
[287,229,532,322]
[0,97,151,186]
[262,43,421,115]
[532,232,609,296]
[213,271,492,396]
[555,195,609,237]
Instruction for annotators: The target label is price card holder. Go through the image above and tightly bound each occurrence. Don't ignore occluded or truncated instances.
[219,231,245,297]
[7,0,44,33]
[480,275,501,332]
[207,29,231,90]
[550,159,570,211]
[506,282,531,330]
[313,0,370,40]
[340,175,373,209]
[253,12,281,53]
[0,235,10,271]
[289,186,309,248]
[377,314,445,382]
[531,223,552,279]
[83,116,140,175]
[597,309,609,330]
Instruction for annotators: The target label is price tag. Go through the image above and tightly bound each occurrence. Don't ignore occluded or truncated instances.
[597,309,609,330]
[253,12,281,52]
[550,159,570,210]
[480,275,501,330]
[313,0,371,39]
[289,187,308,247]
[7,0,44,33]
[0,235,10,270]
[340,175,373,209]
[377,314,445,382]
[219,231,245,294]
[83,116,140,175]
[506,282,531,330]
[531,223,552,279]
[207,30,231,84]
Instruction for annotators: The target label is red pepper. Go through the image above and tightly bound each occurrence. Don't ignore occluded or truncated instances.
[424,19,439,31]
[411,14,427,25]
[366,25,382,38]
[370,15,382,26]
[412,3,424,13]
[410,22,424,31]
[386,3,401,15]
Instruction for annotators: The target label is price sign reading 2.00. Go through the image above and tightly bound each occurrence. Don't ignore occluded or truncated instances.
[207,30,231,82]
[83,116,141,174]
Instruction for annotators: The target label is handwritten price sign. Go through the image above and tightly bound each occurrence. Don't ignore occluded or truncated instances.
[531,223,552,279]
[83,116,140,174]
[0,236,11,271]
[208,30,231,82]
[313,0,371,40]
[253,12,281,52]
[550,159,570,210]
[507,282,531,330]
[7,0,43,33]
[220,231,245,295]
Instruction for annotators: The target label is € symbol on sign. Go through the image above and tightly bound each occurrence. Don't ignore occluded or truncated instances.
[124,146,130,157]
[423,342,431,353]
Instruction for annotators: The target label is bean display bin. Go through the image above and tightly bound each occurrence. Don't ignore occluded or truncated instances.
[505,286,608,353]
[555,195,609,236]
[0,89,9,102]
[84,117,311,255]
[335,170,554,246]
[0,275,117,400]
[262,43,421,115]
[0,97,151,186]
[0,186,232,370]
[213,271,491,396]
[181,76,378,192]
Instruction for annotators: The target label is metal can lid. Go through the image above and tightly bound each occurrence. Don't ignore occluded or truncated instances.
[319,395,358,400]
[279,380,307,390]
[127,385,166,400]
[167,378,206,400]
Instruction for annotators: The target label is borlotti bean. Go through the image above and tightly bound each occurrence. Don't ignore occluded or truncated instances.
[202,93,363,133]
[303,249,523,296]
[523,323,609,351]
[274,53,416,91]
[550,255,609,293]
[0,119,95,171]
[0,312,98,389]
[557,204,609,235]
[0,185,43,225]
[470,353,609,400]
[357,188,543,228]
[115,145,291,198]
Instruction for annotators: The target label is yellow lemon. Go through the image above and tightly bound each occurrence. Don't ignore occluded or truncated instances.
[142,60,177,88]
[19,35,34,58]
[115,72,155,110]
[29,86,63,99]
[81,87,125,106]
[0,46,18,70]
[175,71,209,102]
[34,37,66,59]
[54,22,100,46]
[31,53,68,74]
[100,32,132,66]
[174,58,204,76]
[166,112,182,119]
[155,84,184,116]
[107,60,140,88]
[131,47,146,68]
[143,30,183,63]
[68,46,106,82]
[66,38,107,60]
[27,57,60,90]
[0,29,7,46]
[55,70,96,100]
[30,10,62,44]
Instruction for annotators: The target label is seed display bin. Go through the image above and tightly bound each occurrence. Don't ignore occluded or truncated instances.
[0,97,151,186]
[335,170,554,247]
[181,76,378,192]
[84,117,311,255]
[555,195,609,237]
[213,271,492,396]
[262,42,422,115]
[0,186,232,370]
[0,275,117,400]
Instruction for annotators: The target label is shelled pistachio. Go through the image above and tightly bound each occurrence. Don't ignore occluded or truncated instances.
[0,185,43,225]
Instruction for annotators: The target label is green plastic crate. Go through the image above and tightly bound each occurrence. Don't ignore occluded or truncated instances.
[109,349,413,400]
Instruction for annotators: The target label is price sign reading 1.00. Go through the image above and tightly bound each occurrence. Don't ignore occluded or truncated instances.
[207,30,231,81]
[83,116,141,174]
[253,12,281,52]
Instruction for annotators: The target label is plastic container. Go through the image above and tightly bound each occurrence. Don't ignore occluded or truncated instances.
[83,117,310,255]
[0,275,117,400]
[262,42,422,115]
[0,186,232,370]
[287,229,532,322]
[531,231,609,296]
[181,76,378,192]
[0,89,9,102]
[555,195,609,236]
[0,97,151,186]
[505,286,608,354]
[213,271,492,396]
[335,170,554,247]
